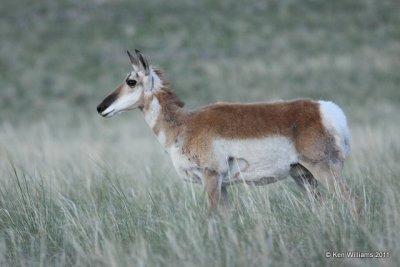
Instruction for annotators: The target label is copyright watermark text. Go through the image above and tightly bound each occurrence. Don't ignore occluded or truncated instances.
[325,251,390,259]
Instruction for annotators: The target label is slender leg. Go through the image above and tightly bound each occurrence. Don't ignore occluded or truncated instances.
[290,163,321,201]
[220,186,228,209]
[204,170,228,215]
[303,160,363,218]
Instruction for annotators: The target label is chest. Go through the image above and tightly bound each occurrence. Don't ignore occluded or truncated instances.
[167,144,203,184]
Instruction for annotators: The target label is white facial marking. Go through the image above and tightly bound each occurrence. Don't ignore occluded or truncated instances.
[101,104,116,117]
[144,97,160,128]
[100,67,162,118]
[318,100,350,156]
[101,87,143,117]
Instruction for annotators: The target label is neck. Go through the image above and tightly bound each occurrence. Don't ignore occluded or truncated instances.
[141,69,186,148]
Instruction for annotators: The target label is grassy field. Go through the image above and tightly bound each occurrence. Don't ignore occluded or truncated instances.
[1,0,400,266]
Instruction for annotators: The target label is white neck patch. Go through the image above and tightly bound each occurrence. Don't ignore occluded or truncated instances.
[144,96,161,129]
[157,130,167,146]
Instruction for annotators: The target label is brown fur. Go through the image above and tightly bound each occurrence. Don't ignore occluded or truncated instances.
[98,59,362,217]
[133,67,359,217]
[140,69,338,173]
[180,100,328,166]
[153,69,185,108]
[143,69,329,167]
[142,70,186,147]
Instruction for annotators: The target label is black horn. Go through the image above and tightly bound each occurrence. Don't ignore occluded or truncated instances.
[127,50,139,66]
[135,49,150,75]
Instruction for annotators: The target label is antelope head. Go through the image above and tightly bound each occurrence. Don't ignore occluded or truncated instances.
[97,49,153,117]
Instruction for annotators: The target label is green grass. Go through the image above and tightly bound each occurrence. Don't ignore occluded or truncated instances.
[0,0,399,266]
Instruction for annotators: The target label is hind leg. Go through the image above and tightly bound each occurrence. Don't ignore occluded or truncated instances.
[290,163,321,201]
[301,160,363,218]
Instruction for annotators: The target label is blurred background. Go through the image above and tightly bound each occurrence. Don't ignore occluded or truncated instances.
[1,0,399,125]
[0,0,400,266]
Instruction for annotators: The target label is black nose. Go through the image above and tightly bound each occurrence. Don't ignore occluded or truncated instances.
[97,104,106,113]
[97,93,117,114]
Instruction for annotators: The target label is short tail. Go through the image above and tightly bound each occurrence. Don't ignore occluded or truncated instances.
[318,100,351,157]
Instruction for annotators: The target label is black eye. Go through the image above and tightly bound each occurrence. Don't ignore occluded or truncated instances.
[126,79,137,87]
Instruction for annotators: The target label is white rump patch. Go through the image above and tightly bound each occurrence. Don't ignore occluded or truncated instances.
[318,100,351,156]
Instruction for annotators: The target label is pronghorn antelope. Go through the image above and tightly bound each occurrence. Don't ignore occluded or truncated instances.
[97,49,361,216]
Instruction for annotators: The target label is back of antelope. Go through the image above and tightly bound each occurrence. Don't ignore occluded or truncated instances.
[97,49,362,217]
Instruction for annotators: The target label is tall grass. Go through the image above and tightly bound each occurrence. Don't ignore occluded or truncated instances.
[0,116,399,266]
[1,0,399,266]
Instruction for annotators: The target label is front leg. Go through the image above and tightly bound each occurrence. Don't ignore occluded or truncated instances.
[204,169,228,214]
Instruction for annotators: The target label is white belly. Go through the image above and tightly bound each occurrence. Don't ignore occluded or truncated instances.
[167,136,298,186]
[212,136,298,184]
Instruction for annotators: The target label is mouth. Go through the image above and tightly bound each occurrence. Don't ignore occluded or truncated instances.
[100,109,115,118]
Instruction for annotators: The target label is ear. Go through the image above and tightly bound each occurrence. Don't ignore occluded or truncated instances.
[135,49,150,76]
[127,50,140,68]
